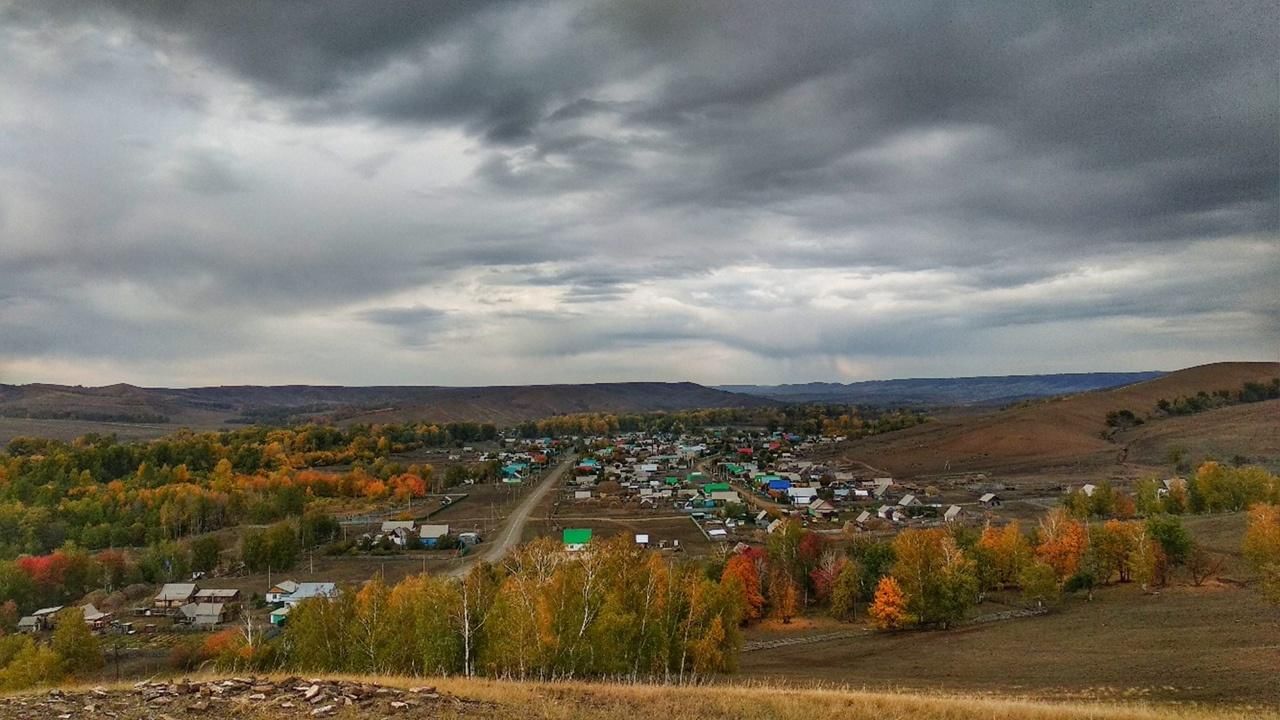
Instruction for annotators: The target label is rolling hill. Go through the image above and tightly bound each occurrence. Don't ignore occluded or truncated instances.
[0,381,774,437]
[827,361,1280,486]
[720,371,1166,406]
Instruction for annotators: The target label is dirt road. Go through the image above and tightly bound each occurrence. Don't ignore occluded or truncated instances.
[447,455,573,576]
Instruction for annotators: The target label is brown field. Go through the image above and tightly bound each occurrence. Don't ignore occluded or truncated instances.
[14,674,1276,720]
[827,362,1280,488]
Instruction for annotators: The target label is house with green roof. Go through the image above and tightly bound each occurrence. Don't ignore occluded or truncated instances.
[562,528,593,552]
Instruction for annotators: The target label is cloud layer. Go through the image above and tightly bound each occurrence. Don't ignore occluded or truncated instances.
[1,0,1276,386]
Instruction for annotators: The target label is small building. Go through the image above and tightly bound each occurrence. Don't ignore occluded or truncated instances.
[1081,484,1098,497]
[709,490,740,504]
[269,606,291,627]
[381,520,415,534]
[707,528,728,541]
[574,489,592,500]
[766,518,783,534]
[80,604,114,631]
[194,589,241,605]
[179,602,226,627]
[418,524,450,548]
[284,582,339,607]
[898,494,921,508]
[944,505,963,523]
[808,498,837,519]
[635,533,650,547]
[979,493,1002,508]
[154,583,197,611]
[563,528,593,552]
[17,606,63,633]
[266,580,300,605]
[855,510,873,526]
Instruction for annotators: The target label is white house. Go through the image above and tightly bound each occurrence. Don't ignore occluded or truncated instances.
[266,580,299,605]
[787,487,819,506]
[283,582,339,607]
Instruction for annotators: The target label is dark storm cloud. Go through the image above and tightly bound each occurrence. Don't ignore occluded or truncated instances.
[0,0,1275,384]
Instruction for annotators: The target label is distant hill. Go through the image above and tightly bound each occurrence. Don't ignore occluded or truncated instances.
[825,361,1280,485]
[719,371,1166,407]
[0,381,775,434]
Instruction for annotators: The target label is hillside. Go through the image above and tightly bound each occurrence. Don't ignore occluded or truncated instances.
[720,371,1166,406]
[4,675,1267,720]
[0,381,773,438]
[829,361,1280,485]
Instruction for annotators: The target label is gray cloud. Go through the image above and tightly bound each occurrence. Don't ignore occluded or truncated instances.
[0,0,1275,386]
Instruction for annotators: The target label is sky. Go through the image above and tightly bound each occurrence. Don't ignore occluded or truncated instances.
[0,1,1276,387]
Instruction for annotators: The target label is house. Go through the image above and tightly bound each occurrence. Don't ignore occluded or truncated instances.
[855,510,873,526]
[418,524,450,548]
[979,493,1002,508]
[563,528,593,552]
[709,490,740,505]
[194,588,241,605]
[766,519,783,534]
[269,606,290,627]
[898,494,921,508]
[17,606,63,633]
[808,498,837,519]
[154,583,197,611]
[80,604,113,630]
[574,490,592,500]
[381,520,415,534]
[179,602,226,627]
[944,505,963,523]
[388,526,418,548]
[707,528,728,541]
[266,580,300,605]
[787,487,818,506]
[284,582,339,607]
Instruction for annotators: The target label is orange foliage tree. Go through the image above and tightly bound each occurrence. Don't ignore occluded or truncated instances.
[868,576,910,629]
[1036,508,1088,581]
[721,550,766,622]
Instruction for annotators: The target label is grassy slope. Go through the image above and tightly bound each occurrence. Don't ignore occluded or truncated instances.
[830,361,1280,484]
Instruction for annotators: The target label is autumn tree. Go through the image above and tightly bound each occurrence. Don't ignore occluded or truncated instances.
[975,522,1031,590]
[868,576,910,630]
[1019,561,1059,609]
[1035,508,1088,582]
[828,560,862,622]
[721,550,765,622]
[1243,503,1280,603]
[890,528,977,628]
[51,608,103,675]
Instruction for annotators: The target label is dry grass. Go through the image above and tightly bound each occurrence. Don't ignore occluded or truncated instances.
[52,674,1277,720]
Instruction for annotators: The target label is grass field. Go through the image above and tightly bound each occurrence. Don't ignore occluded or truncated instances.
[739,510,1279,708]
[18,674,1277,719]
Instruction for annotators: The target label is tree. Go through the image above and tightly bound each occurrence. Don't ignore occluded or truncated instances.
[1035,508,1088,582]
[721,551,765,622]
[1243,503,1280,603]
[190,536,221,574]
[829,560,861,622]
[1019,561,1059,609]
[868,576,910,630]
[1185,544,1223,587]
[975,522,1031,590]
[51,608,103,675]
[1146,515,1192,568]
[890,528,977,627]
[768,570,798,624]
